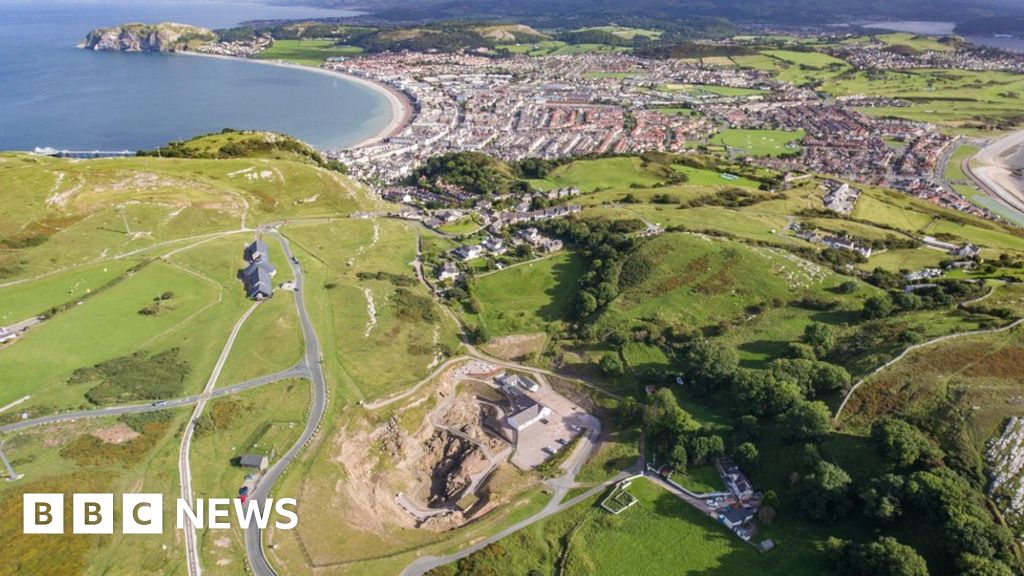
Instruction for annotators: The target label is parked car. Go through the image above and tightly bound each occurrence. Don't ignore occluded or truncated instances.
[238,486,250,497]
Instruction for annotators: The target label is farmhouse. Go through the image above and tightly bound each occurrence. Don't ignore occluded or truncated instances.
[241,239,276,300]
[239,454,269,470]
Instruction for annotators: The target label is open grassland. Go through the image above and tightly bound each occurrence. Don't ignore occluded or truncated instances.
[827,69,1024,128]
[875,32,957,53]
[542,157,666,191]
[216,289,304,386]
[0,409,191,575]
[850,186,1024,257]
[731,50,848,85]
[596,232,857,336]
[191,378,310,575]
[763,49,848,68]
[283,219,461,403]
[576,25,661,39]
[253,39,363,65]
[467,252,583,337]
[0,152,368,282]
[0,258,139,324]
[711,128,805,157]
[0,261,221,413]
[856,248,949,272]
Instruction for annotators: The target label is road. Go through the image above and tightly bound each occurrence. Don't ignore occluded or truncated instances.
[180,300,262,576]
[0,367,304,435]
[964,130,1024,220]
[243,230,328,576]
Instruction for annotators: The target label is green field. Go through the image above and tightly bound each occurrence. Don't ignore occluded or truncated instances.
[711,129,805,157]
[875,32,957,53]
[762,49,847,68]
[829,68,1024,128]
[282,219,462,403]
[192,379,309,574]
[467,252,583,337]
[448,478,825,575]
[254,39,363,66]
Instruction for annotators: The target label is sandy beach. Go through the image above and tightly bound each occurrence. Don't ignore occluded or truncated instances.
[180,50,413,149]
[965,130,1024,219]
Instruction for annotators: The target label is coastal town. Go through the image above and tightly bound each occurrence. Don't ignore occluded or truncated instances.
[5,4,1024,576]
[279,47,1012,223]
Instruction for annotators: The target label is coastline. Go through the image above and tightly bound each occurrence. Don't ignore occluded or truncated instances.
[177,50,413,149]
[964,130,1024,220]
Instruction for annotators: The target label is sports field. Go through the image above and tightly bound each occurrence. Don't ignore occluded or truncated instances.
[711,129,805,157]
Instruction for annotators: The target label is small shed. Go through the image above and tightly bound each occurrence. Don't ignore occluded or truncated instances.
[239,454,269,470]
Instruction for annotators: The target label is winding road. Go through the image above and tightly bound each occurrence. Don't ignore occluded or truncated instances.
[0,220,621,575]
[243,230,328,576]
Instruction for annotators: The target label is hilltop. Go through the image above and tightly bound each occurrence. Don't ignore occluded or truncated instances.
[137,129,347,172]
[79,22,215,52]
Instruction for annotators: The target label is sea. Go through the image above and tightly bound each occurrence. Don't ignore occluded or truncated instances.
[862,20,1024,53]
[0,0,393,151]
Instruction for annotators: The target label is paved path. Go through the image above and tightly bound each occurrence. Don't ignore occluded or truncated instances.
[181,300,262,576]
[244,230,328,576]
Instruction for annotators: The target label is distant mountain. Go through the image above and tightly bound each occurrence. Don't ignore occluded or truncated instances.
[307,0,1024,26]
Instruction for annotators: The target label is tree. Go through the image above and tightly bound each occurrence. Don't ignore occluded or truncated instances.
[734,415,760,443]
[863,294,894,319]
[734,369,803,416]
[688,435,724,466]
[781,400,832,442]
[735,442,759,470]
[577,292,598,316]
[669,443,688,472]
[599,353,625,377]
[957,554,1015,576]
[684,339,739,395]
[796,460,851,520]
[827,536,928,576]
[860,474,905,524]
[871,417,942,469]
[838,280,859,294]
[617,396,641,425]
[813,362,851,394]
[643,388,700,452]
[803,322,836,353]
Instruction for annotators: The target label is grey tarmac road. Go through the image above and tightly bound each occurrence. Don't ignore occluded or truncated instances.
[0,367,305,435]
[244,230,328,576]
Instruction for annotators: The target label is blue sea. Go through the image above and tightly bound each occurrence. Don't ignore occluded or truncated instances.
[0,0,392,151]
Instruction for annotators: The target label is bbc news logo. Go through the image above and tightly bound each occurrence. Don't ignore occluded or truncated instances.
[23,494,297,534]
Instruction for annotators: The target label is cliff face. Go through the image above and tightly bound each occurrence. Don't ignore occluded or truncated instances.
[79,22,216,52]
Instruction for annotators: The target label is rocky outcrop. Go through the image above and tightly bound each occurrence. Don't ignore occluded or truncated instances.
[79,22,216,53]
